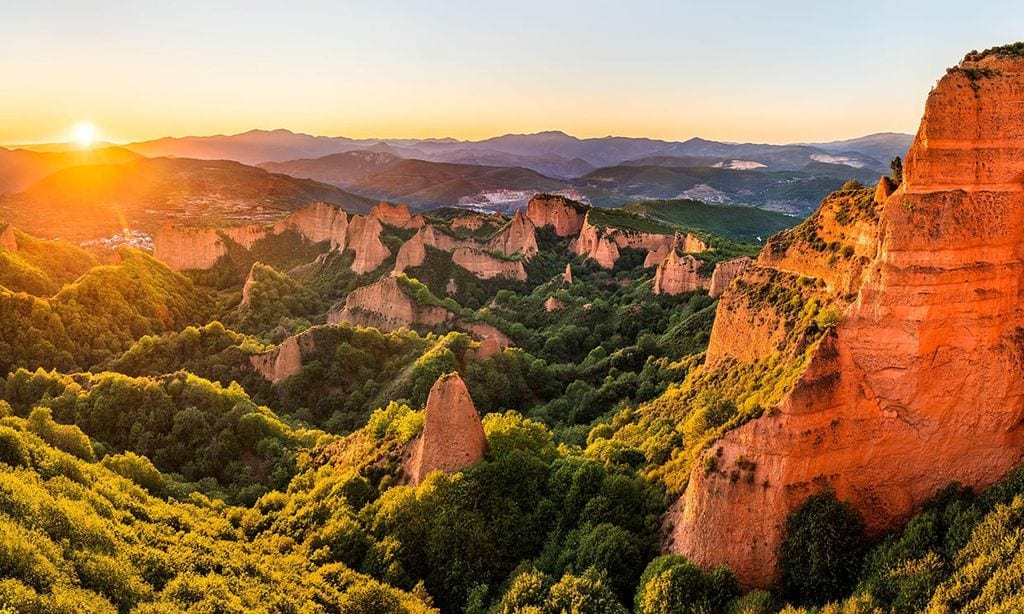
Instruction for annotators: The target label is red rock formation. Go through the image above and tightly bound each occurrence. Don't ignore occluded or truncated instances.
[153,223,227,270]
[328,276,454,332]
[653,251,707,295]
[571,218,621,268]
[563,263,573,284]
[488,210,539,258]
[644,243,671,267]
[274,201,348,248]
[370,202,416,227]
[393,228,427,274]
[452,247,527,281]
[544,296,565,312]
[670,51,1024,588]
[526,194,587,237]
[476,336,503,360]
[346,214,390,275]
[459,322,513,348]
[406,372,487,485]
[249,333,315,383]
[708,256,752,298]
[222,224,268,250]
[0,225,17,251]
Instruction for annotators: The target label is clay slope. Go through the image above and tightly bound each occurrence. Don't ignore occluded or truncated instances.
[669,50,1024,587]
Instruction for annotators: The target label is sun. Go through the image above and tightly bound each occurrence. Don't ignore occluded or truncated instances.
[73,121,97,148]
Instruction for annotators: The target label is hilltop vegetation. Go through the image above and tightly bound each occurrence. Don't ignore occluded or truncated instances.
[622,199,797,243]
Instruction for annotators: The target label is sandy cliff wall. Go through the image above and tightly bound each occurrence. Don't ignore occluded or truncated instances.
[669,52,1024,588]
[328,276,454,332]
[406,372,487,485]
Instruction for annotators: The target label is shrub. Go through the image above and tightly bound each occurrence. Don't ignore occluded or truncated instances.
[779,491,867,604]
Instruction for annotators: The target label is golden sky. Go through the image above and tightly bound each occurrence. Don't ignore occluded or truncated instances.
[2,1,1023,146]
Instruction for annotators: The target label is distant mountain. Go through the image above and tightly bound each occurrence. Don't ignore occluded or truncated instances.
[124,129,393,165]
[804,132,914,165]
[344,158,566,207]
[574,164,880,214]
[259,150,403,185]
[119,128,904,181]
[0,157,373,241]
[0,146,142,193]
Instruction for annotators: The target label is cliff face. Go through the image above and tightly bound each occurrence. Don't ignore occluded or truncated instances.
[153,223,228,270]
[371,202,422,229]
[670,52,1024,588]
[328,276,454,332]
[346,215,391,275]
[406,372,487,485]
[526,194,587,237]
[488,210,539,257]
[653,252,707,295]
[274,201,348,248]
[451,247,527,281]
[571,218,620,268]
[249,333,316,383]
[708,257,752,298]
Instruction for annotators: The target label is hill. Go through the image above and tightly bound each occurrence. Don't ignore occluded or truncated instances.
[621,199,798,242]
[0,145,141,194]
[0,157,374,240]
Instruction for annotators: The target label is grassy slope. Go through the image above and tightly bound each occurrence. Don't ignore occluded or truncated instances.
[622,199,798,242]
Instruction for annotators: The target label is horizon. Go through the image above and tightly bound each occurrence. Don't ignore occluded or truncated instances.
[1,126,917,151]
[4,1,1024,146]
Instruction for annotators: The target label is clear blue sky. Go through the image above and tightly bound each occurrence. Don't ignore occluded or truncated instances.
[2,0,1023,144]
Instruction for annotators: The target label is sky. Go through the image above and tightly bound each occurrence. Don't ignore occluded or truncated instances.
[2,0,1024,146]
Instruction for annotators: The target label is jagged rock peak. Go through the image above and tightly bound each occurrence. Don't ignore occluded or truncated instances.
[406,372,487,485]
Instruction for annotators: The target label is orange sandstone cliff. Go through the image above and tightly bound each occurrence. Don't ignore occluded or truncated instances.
[526,194,587,237]
[406,372,487,485]
[273,201,348,248]
[154,223,230,270]
[346,214,391,275]
[328,276,454,332]
[451,247,527,281]
[708,256,752,298]
[653,251,707,295]
[668,49,1024,588]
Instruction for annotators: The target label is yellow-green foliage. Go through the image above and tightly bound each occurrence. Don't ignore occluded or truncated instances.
[0,249,210,373]
[592,268,838,494]
[0,227,99,296]
[0,416,435,613]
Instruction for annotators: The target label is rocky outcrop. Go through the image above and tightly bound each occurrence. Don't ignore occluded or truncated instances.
[563,263,573,284]
[249,333,316,383]
[670,50,1024,588]
[653,252,707,295]
[708,256,752,298]
[476,336,503,360]
[452,247,527,281]
[154,223,228,270]
[346,215,391,275]
[371,202,420,228]
[406,373,487,485]
[328,276,454,332]
[488,210,538,258]
[571,219,621,268]
[393,228,428,274]
[526,194,587,237]
[274,201,348,248]
[544,296,565,312]
[0,225,17,251]
[459,322,513,348]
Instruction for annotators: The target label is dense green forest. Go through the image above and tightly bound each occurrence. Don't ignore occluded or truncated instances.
[2,194,1023,613]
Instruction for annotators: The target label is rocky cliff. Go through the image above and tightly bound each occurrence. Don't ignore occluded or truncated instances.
[371,202,422,229]
[488,210,538,257]
[153,223,229,270]
[708,256,752,298]
[526,194,587,237]
[273,201,348,248]
[328,276,454,332]
[653,251,707,295]
[406,372,487,485]
[346,214,391,275]
[451,247,527,281]
[669,49,1024,588]
[250,333,316,383]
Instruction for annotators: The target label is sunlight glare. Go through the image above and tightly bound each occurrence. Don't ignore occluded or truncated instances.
[74,121,97,148]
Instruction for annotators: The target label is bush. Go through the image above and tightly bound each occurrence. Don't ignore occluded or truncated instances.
[779,491,867,605]
[635,555,739,614]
